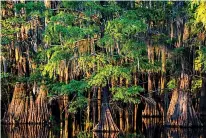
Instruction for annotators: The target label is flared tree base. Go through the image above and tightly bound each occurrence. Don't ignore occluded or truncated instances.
[165,89,203,127]
[93,104,119,132]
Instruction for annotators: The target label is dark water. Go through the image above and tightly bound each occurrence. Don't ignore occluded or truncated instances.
[1,118,206,138]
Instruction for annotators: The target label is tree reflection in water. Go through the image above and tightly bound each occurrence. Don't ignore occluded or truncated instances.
[2,117,206,138]
[2,125,50,138]
[142,117,206,138]
[93,132,119,138]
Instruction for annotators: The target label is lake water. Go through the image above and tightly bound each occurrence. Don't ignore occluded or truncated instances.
[1,117,206,138]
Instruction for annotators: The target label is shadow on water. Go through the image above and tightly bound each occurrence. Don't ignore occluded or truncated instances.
[1,117,206,138]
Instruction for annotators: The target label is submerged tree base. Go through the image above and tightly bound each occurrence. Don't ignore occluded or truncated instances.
[93,104,119,132]
[3,83,50,124]
[142,97,163,117]
[165,90,203,127]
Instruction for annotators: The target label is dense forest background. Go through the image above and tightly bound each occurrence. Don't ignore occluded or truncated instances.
[1,0,206,136]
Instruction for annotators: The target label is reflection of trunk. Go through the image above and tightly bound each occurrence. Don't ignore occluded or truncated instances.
[166,73,202,127]
[166,128,204,138]
[142,118,162,138]
[200,72,206,116]
[93,85,119,132]
[3,125,50,138]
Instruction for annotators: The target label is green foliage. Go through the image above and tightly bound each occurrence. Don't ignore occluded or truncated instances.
[15,2,45,17]
[47,80,88,113]
[88,65,131,87]
[50,12,75,26]
[2,1,206,123]
[192,78,202,92]
[76,131,92,138]
[111,86,144,104]
[0,73,12,79]
[105,15,146,40]
[61,80,88,95]
[1,17,25,45]
[68,96,87,113]
[197,47,206,72]
[97,34,115,48]
[41,46,72,78]
[44,23,99,45]
[29,69,42,82]
[194,1,206,28]
[78,53,108,73]
[167,78,177,90]
[121,41,146,58]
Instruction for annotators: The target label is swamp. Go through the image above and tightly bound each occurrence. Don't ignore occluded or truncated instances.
[1,1,206,138]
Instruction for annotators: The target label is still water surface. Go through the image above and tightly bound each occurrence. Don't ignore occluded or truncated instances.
[1,117,206,138]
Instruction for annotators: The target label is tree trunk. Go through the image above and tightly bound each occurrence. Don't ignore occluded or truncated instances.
[64,95,69,133]
[98,87,101,121]
[134,104,138,131]
[3,83,28,124]
[200,71,206,116]
[35,85,50,124]
[143,40,161,117]
[119,109,124,131]
[161,46,166,94]
[86,91,91,131]
[72,115,76,136]
[93,88,97,128]
[93,85,119,132]
[125,108,129,132]
[165,73,202,127]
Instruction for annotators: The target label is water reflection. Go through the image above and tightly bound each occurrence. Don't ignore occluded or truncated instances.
[1,124,69,138]
[142,117,206,138]
[164,128,206,138]
[2,118,206,138]
[93,132,119,138]
[142,117,163,138]
[2,125,50,138]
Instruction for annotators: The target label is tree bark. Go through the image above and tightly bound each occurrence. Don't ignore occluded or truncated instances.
[134,104,138,131]
[165,73,202,127]
[93,85,119,132]
[161,46,166,94]
[200,71,206,116]
[98,87,101,121]
[3,83,28,124]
